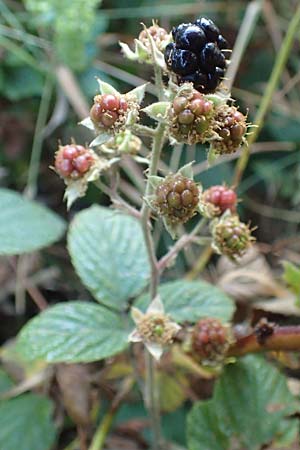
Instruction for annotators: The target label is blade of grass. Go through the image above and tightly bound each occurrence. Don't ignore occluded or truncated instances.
[233,2,300,186]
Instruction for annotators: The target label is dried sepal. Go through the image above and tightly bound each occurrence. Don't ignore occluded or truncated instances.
[129,296,181,360]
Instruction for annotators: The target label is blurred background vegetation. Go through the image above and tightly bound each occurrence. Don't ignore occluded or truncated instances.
[1,1,300,447]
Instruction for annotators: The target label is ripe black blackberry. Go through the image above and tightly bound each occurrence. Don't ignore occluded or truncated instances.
[165,17,229,93]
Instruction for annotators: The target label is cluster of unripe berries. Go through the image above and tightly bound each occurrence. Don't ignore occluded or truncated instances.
[165,17,228,93]
[90,93,128,129]
[212,214,254,260]
[191,317,231,366]
[54,144,94,179]
[213,105,247,154]
[170,89,214,143]
[154,174,199,224]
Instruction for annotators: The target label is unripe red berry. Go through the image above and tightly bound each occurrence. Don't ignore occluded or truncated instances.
[192,318,232,366]
[203,185,237,214]
[54,144,94,180]
[154,174,199,224]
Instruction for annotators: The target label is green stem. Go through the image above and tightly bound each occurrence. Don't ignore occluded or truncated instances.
[25,73,53,199]
[141,122,166,299]
[145,350,161,450]
[89,411,115,450]
[233,2,300,186]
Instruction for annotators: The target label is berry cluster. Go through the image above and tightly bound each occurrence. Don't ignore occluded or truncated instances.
[212,214,254,260]
[192,318,231,366]
[55,144,94,179]
[203,185,237,215]
[212,105,247,154]
[165,17,229,93]
[90,93,129,129]
[154,174,199,224]
[170,88,214,144]
[139,24,169,52]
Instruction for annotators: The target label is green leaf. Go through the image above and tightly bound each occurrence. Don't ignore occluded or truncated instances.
[0,189,66,255]
[68,206,150,309]
[0,394,56,450]
[135,280,234,323]
[282,260,300,303]
[187,400,229,450]
[17,301,129,363]
[0,369,14,395]
[187,355,299,450]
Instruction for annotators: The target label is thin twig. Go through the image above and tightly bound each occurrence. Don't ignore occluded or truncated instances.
[157,218,207,273]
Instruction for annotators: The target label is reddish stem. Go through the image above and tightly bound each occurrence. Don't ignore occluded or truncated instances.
[228,325,300,357]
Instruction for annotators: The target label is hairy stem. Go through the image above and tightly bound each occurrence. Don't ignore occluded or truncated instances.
[158,218,207,273]
[233,2,300,186]
[141,122,166,299]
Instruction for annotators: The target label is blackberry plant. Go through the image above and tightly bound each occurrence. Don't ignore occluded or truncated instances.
[1,6,299,450]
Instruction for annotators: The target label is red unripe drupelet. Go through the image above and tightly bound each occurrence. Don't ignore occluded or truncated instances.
[204,185,237,213]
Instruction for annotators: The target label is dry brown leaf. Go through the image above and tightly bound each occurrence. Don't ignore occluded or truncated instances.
[215,245,288,301]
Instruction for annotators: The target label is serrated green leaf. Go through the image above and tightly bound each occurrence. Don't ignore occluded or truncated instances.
[187,400,229,450]
[68,206,150,309]
[135,280,234,323]
[215,355,299,450]
[187,355,299,450]
[0,394,56,450]
[17,301,129,363]
[0,189,66,255]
